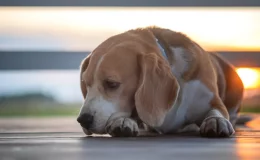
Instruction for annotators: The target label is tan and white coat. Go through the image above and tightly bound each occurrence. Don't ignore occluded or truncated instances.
[78,27,244,137]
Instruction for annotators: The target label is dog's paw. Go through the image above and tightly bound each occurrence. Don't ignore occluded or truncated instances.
[200,117,235,137]
[105,118,139,137]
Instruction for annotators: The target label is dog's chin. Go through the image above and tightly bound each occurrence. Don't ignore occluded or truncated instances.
[82,127,106,136]
[82,128,92,135]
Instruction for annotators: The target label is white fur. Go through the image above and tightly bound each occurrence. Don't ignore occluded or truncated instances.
[79,55,121,133]
[106,117,139,136]
[177,123,200,133]
[80,93,118,133]
[154,47,214,133]
[171,47,191,79]
[200,109,235,136]
[206,109,224,118]
[156,80,214,133]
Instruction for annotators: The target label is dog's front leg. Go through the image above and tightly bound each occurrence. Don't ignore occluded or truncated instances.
[105,116,139,137]
[200,109,235,137]
[200,98,235,137]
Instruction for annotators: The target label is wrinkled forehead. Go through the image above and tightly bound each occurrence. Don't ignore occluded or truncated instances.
[83,46,139,84]
[99,47,139,80]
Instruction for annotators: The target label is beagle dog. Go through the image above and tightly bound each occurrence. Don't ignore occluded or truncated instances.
[77,26,244,137]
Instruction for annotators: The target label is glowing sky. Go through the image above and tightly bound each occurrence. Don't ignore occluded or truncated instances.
[0,7,260,102]
[0,7,259,51]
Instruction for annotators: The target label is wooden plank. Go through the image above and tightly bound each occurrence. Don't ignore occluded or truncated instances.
[0,116,259,160]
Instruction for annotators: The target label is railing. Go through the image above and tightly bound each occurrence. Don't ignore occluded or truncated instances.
[0,0,259,6]
[0,51,259,70]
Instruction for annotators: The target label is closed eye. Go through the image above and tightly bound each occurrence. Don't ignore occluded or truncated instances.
[103,79,121,90]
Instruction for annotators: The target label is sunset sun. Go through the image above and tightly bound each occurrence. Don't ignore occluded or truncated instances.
[236,68,260,89]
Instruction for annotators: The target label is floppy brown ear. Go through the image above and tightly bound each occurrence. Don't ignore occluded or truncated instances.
[80,54,91,99]
[135,53,179,127]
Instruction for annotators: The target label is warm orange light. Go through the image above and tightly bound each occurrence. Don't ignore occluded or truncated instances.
[0,7,260,51]
[236,68,260,89]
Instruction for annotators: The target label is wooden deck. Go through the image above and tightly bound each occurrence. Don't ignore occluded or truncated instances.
[0,116,259,160]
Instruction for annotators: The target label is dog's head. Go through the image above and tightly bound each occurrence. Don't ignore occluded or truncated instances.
[77,32,179,135]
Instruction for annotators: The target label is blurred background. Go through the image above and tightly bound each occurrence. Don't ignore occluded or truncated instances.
[0,6,259,120]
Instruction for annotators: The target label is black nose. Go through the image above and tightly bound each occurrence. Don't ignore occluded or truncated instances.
[77,113,94,129]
